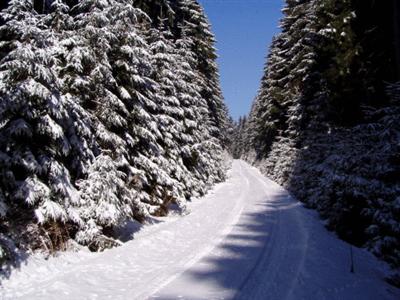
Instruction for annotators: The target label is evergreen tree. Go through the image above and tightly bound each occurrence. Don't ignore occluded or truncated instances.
[176,0,231,147]
[0,0,81,235]
[176,25,226,196]
[241,0,400,271]
[0,0,230,258]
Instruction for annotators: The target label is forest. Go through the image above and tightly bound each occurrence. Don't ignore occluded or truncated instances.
[233,0,400,275]
[1,0,400,291]
[0,0,230,261]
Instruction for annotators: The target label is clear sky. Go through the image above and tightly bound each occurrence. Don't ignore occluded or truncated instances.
[198,0,284,121]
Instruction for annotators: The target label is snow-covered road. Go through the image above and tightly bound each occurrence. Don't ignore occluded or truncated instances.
[1,160,399,299]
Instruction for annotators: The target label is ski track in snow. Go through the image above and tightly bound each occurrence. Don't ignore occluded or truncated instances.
[1,160,399,300]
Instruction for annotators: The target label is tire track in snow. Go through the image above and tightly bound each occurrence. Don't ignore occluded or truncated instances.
[235,164,309,300]
[153,161,397,300]
[2,161,398,300]
[234,163,285,299]
[147,162,251,298]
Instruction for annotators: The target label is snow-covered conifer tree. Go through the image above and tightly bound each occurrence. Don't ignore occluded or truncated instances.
[0,0,81,233]
[240,0,400,271]
[146,22,190,209]
[75,153,145,249]
[174,25,219,196]
[0,0,231,256]
[177,0,231,147]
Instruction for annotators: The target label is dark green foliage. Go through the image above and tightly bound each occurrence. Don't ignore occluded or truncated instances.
[241,0,400,271]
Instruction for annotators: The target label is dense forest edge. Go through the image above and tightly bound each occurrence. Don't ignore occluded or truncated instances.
[232,0,400,284]
[0,0,231,272]
[1,0,400,288]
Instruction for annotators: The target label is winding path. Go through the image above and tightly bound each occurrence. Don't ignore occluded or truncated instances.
[1,161,398,299]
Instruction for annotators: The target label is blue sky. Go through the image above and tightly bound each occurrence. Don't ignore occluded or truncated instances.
[198,0,284,120]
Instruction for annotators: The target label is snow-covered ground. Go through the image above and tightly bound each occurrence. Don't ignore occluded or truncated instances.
[1,160,399,299]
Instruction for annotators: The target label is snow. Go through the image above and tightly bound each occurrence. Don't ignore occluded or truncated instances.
[1,160,398,299]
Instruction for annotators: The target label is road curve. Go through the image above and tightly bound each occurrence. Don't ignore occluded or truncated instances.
[152,161,398,300]
[1,161,398,300]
